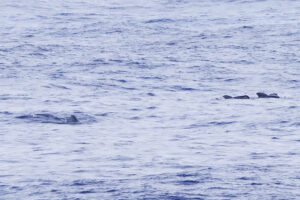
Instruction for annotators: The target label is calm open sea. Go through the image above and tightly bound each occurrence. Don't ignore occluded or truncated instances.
[0,0,300,199]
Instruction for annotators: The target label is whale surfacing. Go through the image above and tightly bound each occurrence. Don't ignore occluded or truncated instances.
[223,95,250,99]
[256,92,280,98]
[223,92,280,99]
[16,113,79,124]
[67,115,79,123]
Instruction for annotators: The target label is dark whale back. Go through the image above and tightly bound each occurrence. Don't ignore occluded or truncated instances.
[269,93,280,98]
[256,92,269,98]
[16,114,79,124]
[257,92,279,98]
[68,115,79,123]
[223,93,279,99]
[223,95,249,99]
[233,95,250,99]
[223,95,233,99]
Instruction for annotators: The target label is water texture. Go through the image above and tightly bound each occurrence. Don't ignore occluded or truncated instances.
[0,0,300,199]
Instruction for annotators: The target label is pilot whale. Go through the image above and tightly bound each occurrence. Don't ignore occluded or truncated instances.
[223,95,250,99]
[16,113,79,124]
[223,92,280,99]
[256,92,280,98]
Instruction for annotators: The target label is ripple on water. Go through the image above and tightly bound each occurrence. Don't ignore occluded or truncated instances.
[1,0,300,199]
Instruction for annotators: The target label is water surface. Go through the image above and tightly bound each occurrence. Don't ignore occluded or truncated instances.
[0,0,300,199]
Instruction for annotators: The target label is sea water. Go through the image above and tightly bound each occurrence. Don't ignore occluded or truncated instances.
[0,0,300,199]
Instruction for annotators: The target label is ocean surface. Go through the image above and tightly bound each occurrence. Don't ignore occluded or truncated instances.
[0,0,300,199]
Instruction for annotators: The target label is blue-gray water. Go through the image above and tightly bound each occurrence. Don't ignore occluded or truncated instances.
[1,0,300,199]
